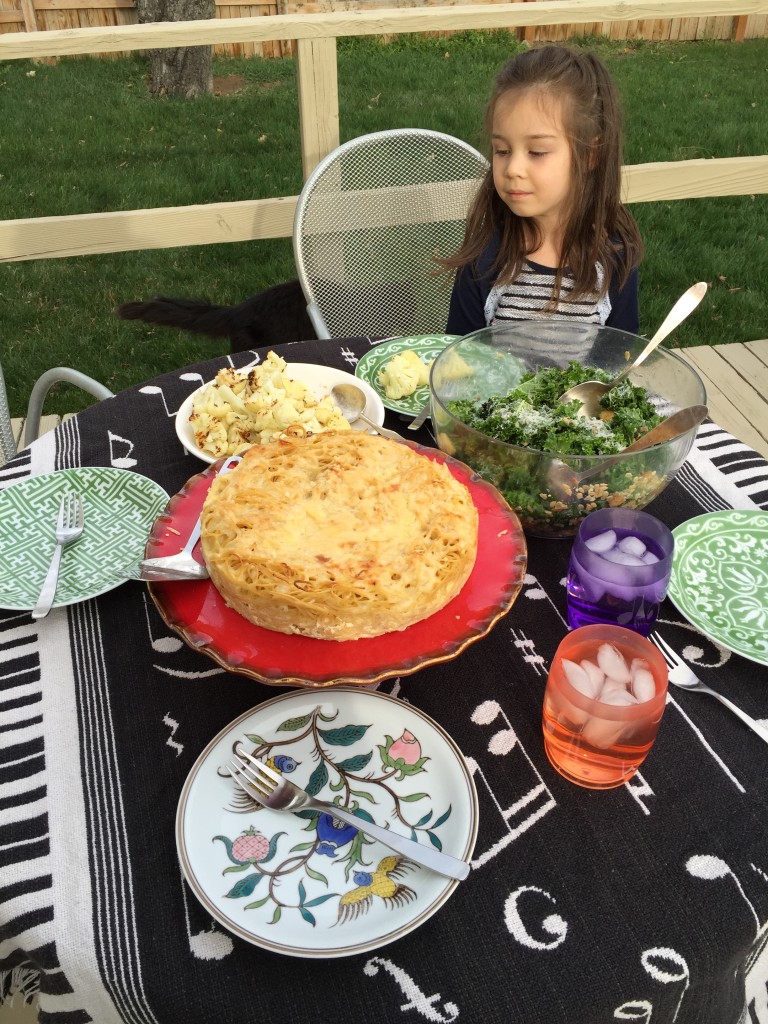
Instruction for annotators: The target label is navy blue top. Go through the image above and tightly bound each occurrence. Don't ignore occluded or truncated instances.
[446,234,640,336]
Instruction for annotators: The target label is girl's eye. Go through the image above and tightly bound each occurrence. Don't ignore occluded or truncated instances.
[493,149,509,157]
[530,150,548,158]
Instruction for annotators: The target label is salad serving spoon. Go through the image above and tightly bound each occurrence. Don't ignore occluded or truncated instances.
[557,281,708,418]
[547,404,709,500]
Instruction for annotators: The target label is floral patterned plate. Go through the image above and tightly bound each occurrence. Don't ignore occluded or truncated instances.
[355,335,460,416]
[147,441,527,688]
[176,687,479,958]
[668,509,768,666]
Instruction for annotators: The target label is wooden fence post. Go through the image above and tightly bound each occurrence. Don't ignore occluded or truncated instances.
[19,0,38,32]
[296,36,339,181]
[522,0,537,43]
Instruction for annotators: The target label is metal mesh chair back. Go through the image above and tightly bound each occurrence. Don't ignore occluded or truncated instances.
[293,129,488,339]
[0,362,16,464]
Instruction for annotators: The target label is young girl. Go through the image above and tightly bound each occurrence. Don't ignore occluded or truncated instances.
[445,45,643,341]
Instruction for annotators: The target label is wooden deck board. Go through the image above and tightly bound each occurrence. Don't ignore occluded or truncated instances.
[7,342,768,463]
[3,997,38,1024]
[9,413,66,452]
[673,340,768,459]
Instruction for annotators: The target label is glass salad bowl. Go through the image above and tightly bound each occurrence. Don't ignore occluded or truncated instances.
[429,322,706,538]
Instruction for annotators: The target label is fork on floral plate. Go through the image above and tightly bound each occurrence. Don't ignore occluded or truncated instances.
[650,632,768,746]
[229,748,470,881]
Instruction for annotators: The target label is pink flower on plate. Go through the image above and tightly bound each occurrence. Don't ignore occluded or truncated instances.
[388,730,421,765]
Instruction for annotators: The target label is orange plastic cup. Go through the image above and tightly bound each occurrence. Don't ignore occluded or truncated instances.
[542,624,668,789]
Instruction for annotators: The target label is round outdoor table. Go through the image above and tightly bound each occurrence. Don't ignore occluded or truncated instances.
[1,335,768,1024]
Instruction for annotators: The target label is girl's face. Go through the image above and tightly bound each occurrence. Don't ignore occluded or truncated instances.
[491,89,574,235]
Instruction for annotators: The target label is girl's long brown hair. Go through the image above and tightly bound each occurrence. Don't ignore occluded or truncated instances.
[443,45,643,303]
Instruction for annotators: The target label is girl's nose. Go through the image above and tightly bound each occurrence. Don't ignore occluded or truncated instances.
[501,150,524,179]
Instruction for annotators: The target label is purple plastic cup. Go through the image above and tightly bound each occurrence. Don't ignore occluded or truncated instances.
[565,508,674,636]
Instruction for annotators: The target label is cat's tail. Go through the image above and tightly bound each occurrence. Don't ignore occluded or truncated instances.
[116,296,240,339]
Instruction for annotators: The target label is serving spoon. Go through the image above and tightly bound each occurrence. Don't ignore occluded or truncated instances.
[557,281,708,418]
[330,382,404,441]
[547,404,709,500]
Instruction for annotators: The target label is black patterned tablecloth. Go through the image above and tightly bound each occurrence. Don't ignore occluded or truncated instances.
[2,336,768,1024]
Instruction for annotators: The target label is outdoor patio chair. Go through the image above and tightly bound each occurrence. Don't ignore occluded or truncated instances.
[0,363,113,465]
[292,128,488,339]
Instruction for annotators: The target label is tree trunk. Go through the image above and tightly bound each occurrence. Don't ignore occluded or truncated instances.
[135,0,215,99]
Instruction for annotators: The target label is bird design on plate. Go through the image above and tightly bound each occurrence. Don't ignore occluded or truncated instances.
[265,754,300,774]
[337,855,416,923]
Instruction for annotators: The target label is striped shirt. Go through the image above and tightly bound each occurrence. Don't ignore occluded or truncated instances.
[486,260,611,326]
[446,235,639,338]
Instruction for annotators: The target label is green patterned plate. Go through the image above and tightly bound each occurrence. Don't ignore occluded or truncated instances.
[355,335,460,416]
[0,468,169,611]
[668,509,768,666]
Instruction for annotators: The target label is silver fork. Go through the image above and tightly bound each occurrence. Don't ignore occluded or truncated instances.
[31,493,84,619]
[125,455,243,580]
[229,748,470,881]
[132,518,209,579]
[114,563,206,582]
[651,632,768,746]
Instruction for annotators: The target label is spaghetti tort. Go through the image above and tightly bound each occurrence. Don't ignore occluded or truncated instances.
[200,431,478,640]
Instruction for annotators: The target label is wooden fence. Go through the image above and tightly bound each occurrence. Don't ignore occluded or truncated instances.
[1,0,765,57]
[0,0,765,57]
[1,0,767,267]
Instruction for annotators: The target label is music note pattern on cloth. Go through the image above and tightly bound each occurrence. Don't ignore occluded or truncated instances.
[623,768,656,815]
[504,884,568,950]
[108,430,138,469]
[363,957,460,1022]
[614,948,691,1023]
[467,699,557,868]
[139,384,178,419]
[178,872,234,962]
[142,592,184,655]
[142,593,227,679]
[163,714,184,757]
[6,338,768,1024]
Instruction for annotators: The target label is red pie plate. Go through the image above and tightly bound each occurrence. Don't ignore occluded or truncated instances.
[147,441,527,687]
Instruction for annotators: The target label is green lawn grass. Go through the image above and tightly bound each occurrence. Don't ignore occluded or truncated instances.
[1,32,766,416]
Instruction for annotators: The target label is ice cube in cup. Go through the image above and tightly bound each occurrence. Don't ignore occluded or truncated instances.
[542,624,668,789]
[566,508,674,636]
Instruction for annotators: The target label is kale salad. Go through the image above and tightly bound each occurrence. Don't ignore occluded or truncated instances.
[439,360,671,537]
[449,361,663,455]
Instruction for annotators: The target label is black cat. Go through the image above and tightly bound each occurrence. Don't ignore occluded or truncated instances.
[116,279,312,353]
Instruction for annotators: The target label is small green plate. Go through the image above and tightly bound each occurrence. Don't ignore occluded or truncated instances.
[668,509,768,666]
[0,467,169,610]
[355,335,460,416]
